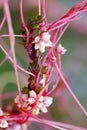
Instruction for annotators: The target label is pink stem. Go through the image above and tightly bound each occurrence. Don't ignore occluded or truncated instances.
[47,77,59,96]
[42,0,47,23]
[54,61,87,116]
[19,0,29,47]
[48,10,87,32]
[0,49,11,66]
[55,23,69,45]
[31,117,87,130]
[38,0,41,16]
[0,15,6,30]
[0,44,34,76]
[0,34,25,38]
[3,0,22,105]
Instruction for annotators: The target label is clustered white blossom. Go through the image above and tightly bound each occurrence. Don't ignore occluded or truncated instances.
[57,44,67,55]
[34,32,52,53]
[0,108,8,128]
[15,90,53,115]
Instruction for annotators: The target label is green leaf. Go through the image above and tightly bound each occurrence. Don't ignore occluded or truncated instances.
[22,86,29,94]
[36,86,43,94]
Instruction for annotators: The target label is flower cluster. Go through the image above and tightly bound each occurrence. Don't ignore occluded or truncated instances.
[15,90,53,115]
[57,44,67,55]
[34,32,52,53]
[0,108,8,128]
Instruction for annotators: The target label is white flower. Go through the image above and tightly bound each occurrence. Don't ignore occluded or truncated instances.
[43,96,53,107]
[45,40,52,47]
[41,32,51,42]
[34,36,40,43]
[22,94,28,101]
[39,96,44,102]
[35,40,45,53]
[29,90,37,98]
[28,91,37,105]
[34,95,53,114]
[58,44,67,55]
[34,32,52,53]
[28,98,35,105]
[14,90,53,115]
[0,120,8,128]
[40,105,48,113]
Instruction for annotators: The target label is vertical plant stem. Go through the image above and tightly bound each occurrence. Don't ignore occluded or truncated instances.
[54,61,87,116]
[0,15,6,30]
[20,0,29,47]
[38,0,41,16]
[3,0,22,106]
[42,0,47,23]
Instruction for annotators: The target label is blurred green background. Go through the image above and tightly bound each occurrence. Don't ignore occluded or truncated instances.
[0,0,87,129]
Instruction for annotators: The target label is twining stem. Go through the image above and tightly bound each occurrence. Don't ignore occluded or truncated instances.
[54,61,87,116]
[0,44,34,76]
[42,0,47,23]
[0,15,6,30]
[20,0,29,47]
[3,0,22,106]
[31,117,87,130]
[0,49,11,66]
[38,0,41,16]
[0,34,25,38]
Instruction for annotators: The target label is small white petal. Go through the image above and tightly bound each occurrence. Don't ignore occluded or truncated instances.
[0,120,8,128]
[34,36,40,42]
[44,96,53,107]
[39,96,44,102]
[45,40,52,47]
[29,90,37,98]
[39,43,45,53]
[42,32,51,42]
[35,44,39,50]
[41,105,48,113]
[28,98,35,105]
[38,102,44,109]
[58,44,67,55]
[22,94,28,101]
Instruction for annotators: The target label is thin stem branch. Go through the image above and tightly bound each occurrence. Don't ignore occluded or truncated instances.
[38,0,41,16]
[3,0,22,105]
[0,15,6,30]
[0,34,25,38]
[0,44,34,76]
[54,61,87,116]
[19,0,29,47]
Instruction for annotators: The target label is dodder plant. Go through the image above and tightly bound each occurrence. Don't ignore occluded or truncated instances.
[0,0,87,129]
